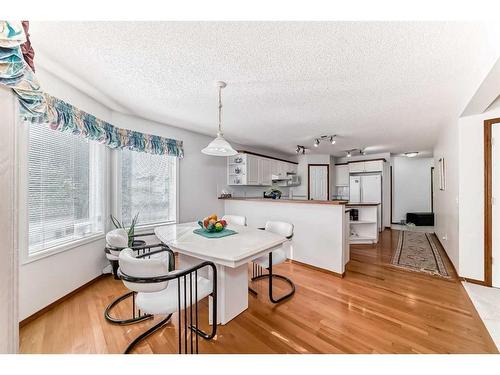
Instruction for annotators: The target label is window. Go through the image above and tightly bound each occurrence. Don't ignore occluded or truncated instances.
[27,123,105,255]
[119,149,177,227]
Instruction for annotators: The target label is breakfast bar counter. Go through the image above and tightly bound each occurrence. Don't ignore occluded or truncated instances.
[220,197,348,205]
[222,197,350,276]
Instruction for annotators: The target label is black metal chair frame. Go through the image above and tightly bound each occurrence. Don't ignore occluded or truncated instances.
[249,230,295,304]
[118,249,217,354]
[104,233,175,326]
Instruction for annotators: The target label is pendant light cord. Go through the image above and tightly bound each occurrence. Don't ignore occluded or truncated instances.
[218,86,223,134]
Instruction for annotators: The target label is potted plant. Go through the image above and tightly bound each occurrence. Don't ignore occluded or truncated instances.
[110,213,140,247]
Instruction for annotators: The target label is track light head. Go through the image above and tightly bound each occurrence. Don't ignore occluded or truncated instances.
[346,151,352,158]
[314,139,320,147]
[330,136,336,145]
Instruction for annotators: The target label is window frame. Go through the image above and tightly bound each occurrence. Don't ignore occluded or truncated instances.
[111,148,179,233]
[18,121,109,265]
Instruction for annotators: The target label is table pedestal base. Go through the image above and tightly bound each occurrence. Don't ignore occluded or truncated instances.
[178,254,249,325]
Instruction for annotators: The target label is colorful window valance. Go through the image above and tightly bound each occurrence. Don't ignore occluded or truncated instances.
[27,94,184,157]
[0,21,46,119]
[0,21,184,158]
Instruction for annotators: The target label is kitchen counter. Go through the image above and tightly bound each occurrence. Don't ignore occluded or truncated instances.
[346,202,381,206]
[220,197,348,205]
[223,197,350,276]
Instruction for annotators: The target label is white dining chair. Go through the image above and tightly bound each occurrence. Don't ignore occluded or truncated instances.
[104,228,175,326]
[222,215,247,226]
[118,247,217,354]
[250,221,295,303]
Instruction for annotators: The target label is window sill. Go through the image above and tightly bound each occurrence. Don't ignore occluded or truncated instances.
[133,221,177,235]
[21,232,106,265]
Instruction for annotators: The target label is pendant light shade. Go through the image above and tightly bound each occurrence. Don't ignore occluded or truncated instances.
[202,81,237,156]
[202,132,237,156]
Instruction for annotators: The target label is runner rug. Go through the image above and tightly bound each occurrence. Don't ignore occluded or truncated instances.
[391,231,449,278]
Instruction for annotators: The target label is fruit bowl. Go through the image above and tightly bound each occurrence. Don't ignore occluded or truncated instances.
[198,214,227,233]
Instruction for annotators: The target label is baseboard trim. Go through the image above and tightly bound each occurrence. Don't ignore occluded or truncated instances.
[290,259,345,278]
[19,274,108,328]
[431,232,460,276]
[431,234,489,286]
[461,277,488,286]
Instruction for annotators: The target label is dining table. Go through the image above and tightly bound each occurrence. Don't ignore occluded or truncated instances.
[154,222,287,325]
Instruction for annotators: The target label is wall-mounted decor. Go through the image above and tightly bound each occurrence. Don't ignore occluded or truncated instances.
[438,157,446,191]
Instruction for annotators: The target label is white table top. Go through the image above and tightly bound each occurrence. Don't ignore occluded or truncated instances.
[154,222,287,268]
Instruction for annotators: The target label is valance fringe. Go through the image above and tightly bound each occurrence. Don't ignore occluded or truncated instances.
[28,94,184,158]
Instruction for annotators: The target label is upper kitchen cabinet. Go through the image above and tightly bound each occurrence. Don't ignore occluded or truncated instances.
[258,157,272,185]
[348,160,384,173]
[228,152,297,186]
[246,154,260,185]
[335,164,349,186]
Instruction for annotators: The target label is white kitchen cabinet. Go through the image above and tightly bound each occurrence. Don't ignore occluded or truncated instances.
[246,155,260,185]
[348,160,384,173]
[335,164,349,186]
[258,158,272,185]
[349,162,365,173]
[228,153,296,186]
[271,160,279,176]
[363,160,383,172]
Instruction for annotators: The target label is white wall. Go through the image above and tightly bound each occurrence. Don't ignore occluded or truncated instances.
[392,156,433,223]
[433,120,460,271]
[0,87,19,352]
[458,102,500,281]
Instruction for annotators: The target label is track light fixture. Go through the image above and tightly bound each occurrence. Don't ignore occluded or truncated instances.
[312,135,337,148]
[295,145,307,155]
[345,148,364,158]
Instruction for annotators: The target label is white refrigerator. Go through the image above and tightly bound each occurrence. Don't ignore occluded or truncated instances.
[349,174,382,230]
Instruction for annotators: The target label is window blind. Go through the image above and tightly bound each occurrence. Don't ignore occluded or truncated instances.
[28,123,104,254]
[120,149,177,226]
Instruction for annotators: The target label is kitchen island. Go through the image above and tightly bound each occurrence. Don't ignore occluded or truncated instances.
[222,198,350,276]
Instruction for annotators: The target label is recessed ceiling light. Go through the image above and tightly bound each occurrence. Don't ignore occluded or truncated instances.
[405,152,419,158]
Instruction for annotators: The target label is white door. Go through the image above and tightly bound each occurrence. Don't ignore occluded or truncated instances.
[309,165,328,200]
[493,125,500,287]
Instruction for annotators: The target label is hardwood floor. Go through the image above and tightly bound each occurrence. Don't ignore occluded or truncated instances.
[19,229,498,354]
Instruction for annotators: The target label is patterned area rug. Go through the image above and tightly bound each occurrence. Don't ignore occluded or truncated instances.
[391,231,449,278]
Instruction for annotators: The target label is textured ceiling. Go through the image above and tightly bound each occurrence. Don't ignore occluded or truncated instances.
[29,22,500,156]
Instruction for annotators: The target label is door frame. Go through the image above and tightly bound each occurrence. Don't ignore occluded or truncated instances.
[484,117,500,287]
[307,164,329,200]
[431,166,435,213]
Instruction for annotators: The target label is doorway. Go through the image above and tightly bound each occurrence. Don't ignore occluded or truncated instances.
[485,117,500,287]
[308,164,329,200]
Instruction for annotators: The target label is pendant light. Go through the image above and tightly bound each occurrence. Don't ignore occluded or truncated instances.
[201,81,237,156]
